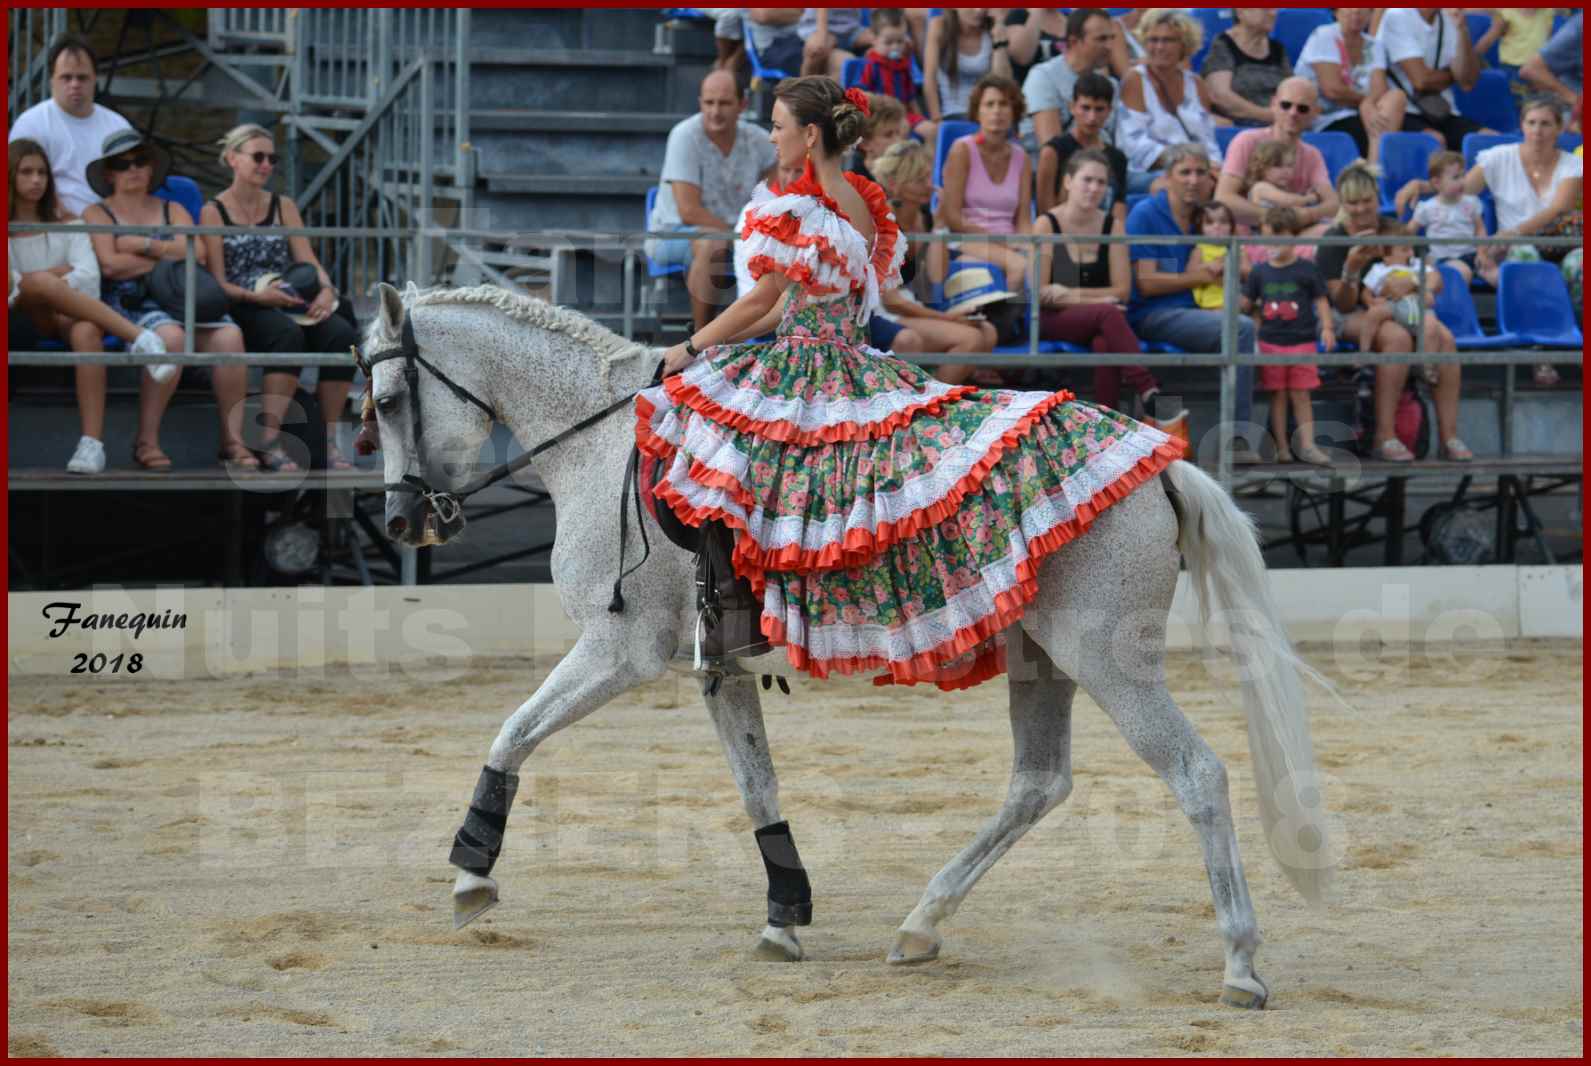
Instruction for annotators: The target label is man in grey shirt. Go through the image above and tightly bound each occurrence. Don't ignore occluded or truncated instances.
[1522,12,1582,109]
[1022,9,1119,147]
[648,69,779,331]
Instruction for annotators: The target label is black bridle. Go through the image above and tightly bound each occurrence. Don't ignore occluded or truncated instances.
[359,312,663,611]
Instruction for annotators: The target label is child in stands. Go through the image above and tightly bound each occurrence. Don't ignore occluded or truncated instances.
[859,8,935,144]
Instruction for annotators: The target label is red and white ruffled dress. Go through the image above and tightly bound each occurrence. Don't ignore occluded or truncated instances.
[636,167,1183,690]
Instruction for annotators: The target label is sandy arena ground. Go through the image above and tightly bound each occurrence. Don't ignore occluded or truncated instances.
[7,638,1583,1056]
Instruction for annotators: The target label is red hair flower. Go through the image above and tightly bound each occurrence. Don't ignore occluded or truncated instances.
[844,87,870,116]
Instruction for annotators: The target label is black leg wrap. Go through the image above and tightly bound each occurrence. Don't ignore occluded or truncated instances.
[754,820,812,927]
[448,765,520,877]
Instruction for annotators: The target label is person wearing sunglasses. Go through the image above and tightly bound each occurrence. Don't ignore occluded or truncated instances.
[199,123,360,472]
[1214,78,1338,237]
[81,128,255,473]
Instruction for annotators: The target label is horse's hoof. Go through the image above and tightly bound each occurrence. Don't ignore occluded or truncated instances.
[1220,976,1269,1010]
[886,927,941,965]
[753,925,802,962]
[452,871,500,930]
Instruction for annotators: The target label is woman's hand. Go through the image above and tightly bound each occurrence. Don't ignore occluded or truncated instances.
[1343,242,1378,276]
[256,283,304,309]
[1039,282,1071,308]
[306,286,336,323]
[661,342,695,376]
[1394,178,1428,218]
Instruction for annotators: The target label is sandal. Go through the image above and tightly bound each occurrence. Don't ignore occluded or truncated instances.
[1297,445,1334,467]
[1440,437,1474,463]
[132,441,173,472]
[252,444,302,473]
[218,443,260,471]
[1533,363,1561,387]
[326,446,355,471]
[1375,438,1415,462]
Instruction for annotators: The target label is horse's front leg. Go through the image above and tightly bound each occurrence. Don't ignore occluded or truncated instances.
[702,673,812,962]
[891,629,1076,965]
[450,626,670,928]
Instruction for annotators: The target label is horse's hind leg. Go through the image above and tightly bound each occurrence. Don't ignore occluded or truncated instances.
[1024,482,1267,1008]
[890,627,1076,965]
[450,628,668,929]
[703,674,811,962]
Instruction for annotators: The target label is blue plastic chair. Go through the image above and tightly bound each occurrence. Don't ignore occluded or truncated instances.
[1214,124,1240,158]
[1559,133,1582,153]
[841,56,866,91]
[1190,8,1231,71]
[1378,132,1440,215]
[931,119,980,189]
[1462,132,1520,171]
[1272,10,1333,66]
[1433,263,1519,349]
[153,175,203,224]
[1302,131,1359,185]
[1454,70,1519,134]
[1497,261,1584,349]
[643,186,683,280]
[742,16,793,83]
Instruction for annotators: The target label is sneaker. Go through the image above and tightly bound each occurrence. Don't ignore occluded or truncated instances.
[66,435,105,475]
[1228,440,1263,464]
[130,330,177,383]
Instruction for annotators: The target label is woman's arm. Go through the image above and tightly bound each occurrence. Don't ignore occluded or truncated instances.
[280,197,340,322]
[156,203,208,268]
[1007,12,1040,69]
[1507,174,1582,237]
[1032,209,1056,291]
[663,273,790,372]
[1104,230,1131,303]
[62,227,101,294]
[922,17,944,119]
[1312,61,1364,107]
[83,205,157,281]
[1205,69,1274,124]
[940,141,985,233]
[1013,155,1033,235]
[1034,146,1060,216]
[725,287,789,342]
[988,22,1014,79]
[1249,181,1315,208]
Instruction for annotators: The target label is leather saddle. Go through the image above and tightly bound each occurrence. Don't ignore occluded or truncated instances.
[639,452,772,665]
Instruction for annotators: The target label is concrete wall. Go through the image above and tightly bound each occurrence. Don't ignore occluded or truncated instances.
[9,566,1579,680]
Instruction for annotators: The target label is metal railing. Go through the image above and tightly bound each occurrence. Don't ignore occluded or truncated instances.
[207,8,294,51]
[7,8,68,116]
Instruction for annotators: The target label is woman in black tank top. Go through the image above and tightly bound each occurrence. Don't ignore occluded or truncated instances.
[1032,151,1175,429]
[200,124,360,472]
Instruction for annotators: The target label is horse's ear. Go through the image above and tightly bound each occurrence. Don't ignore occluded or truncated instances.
[377,282,404,337]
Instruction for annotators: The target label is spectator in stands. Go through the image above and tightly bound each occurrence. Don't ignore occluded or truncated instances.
[941,74,1033,292]
[8,35,132,217]
[1377,8,1484,152]
[1118,11,1224,196]
[798,8,872,79]
[1521,12,1582,111]
[1318,161,1467,462]
[848,94,907,184]
[200,124,360,472]
[1035,72,1128,218]
[1404,150,1486,284]
[1034,150,1183,439]
[707,9,746,79]
[1475,9,1558,88]
[647,70,779,335]
[1296,9,1407,166]
[1003,8,1068,88]
[869,140,998,384]
[1201,9,1292,128]
[1024,9,1120,150]
[1126,143,1259,460]
[923,9,1012,123]
[858,9,934,144]
[1215,77,1339,236]
[80,130,258,474]
[9,138,176,475]
[745,9,805,77]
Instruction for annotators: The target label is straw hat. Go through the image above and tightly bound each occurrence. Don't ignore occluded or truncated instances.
[254,262,338,327]
[85,128,172,198]
[941,265,1016,316]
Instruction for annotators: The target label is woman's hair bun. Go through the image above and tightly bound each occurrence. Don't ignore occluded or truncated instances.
[830,102,866,150]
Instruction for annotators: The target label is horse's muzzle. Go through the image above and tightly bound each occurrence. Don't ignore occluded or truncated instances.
[385,494,462,547]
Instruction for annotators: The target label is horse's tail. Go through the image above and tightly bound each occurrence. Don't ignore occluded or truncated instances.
[1164,460,1334,905]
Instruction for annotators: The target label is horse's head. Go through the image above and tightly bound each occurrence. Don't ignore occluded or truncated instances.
[361,282,497,548]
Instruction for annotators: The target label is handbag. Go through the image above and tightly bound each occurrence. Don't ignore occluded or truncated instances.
[1386,13,1453,121]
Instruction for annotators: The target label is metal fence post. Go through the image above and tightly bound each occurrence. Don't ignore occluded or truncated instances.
[417,60,435,285]
[1217,233,1238,488]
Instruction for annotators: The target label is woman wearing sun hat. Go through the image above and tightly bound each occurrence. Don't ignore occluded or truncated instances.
[200,123,360,471]
[81,128,256,472]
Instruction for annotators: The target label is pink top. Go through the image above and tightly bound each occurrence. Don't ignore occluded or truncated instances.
[957,135,1025,235]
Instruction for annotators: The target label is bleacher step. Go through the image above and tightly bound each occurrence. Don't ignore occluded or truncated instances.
[482,173,657,196]
[468,110,688,134]
[467,47,673,68]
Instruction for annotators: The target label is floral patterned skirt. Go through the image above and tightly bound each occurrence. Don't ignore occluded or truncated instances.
[635,331,1184,690]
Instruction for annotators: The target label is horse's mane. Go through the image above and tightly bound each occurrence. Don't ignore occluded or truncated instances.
[397,284,651,389]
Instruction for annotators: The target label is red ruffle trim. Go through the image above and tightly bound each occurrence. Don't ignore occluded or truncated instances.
[744,253,846,297]
[746,164,903,292]
[636,381,1185,690]
[654,372,980,447]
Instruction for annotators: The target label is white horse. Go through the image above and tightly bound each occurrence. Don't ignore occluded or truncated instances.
[363,282,1335,1008]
